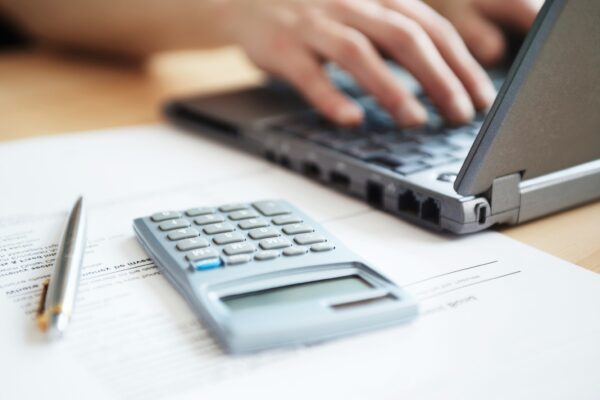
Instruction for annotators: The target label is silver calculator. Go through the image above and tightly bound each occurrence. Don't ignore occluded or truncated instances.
[133,200,417,354]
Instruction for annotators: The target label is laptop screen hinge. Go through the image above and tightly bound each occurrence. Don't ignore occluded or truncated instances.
[486,173,522,215]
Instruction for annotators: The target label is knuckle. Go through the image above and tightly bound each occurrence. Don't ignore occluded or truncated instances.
[327,0,354,14]
[336,32,371,62]
[393,19,428,49]
[432,16,458,40]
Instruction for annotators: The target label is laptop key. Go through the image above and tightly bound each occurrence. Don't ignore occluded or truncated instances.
[395,162,429,175]
[423,154,459,167]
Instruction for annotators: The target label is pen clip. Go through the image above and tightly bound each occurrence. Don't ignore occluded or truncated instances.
[36,279,50,332]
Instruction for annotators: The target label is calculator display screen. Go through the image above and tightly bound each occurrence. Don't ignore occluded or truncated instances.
[222,276,372,312]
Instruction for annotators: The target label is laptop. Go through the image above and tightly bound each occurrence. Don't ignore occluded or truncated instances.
[164,0,600,234]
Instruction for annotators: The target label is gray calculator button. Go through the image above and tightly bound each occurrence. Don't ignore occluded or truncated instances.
[252,201,290,216]
[167,228,199,241]
[177,237,210,251]
[282,224,314,235]
[294,233,326,245]
[255,250,280,261]
[213,232,245,245]
[223,242,256,255]
[238,218,269,230]
[259,237,292,250]
[223,254,252,265]
[151,211,182,222]
[283,246,308,257]
[229,209,260,220]
[272,215,303,225]
[159,219,191,231]
[194,214,225,225]
[203,223,235,235]
[219,203,248,212]
[248,227,280,240]
[185,248,219,262]
[186,207,215,217]
[311,242,335,252]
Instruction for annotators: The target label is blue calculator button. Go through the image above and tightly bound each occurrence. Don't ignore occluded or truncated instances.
[191,257,222,271]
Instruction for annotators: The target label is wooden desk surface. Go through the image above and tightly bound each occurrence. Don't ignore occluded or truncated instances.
[1,48,598,273]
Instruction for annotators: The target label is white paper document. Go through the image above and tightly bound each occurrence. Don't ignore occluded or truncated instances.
[1,125,599,400]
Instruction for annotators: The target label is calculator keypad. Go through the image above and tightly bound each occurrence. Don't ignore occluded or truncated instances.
[147,200,336,271]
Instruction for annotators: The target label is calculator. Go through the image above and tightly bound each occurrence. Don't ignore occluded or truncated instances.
[133,200,417,353]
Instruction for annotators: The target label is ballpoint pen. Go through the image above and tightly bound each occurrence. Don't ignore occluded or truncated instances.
[36,196,87,340]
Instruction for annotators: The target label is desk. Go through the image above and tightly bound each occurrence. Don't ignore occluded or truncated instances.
[1,47,598,273]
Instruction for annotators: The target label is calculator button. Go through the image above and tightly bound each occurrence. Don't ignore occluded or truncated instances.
[186,207,216,217]
[238,218,269,230]
[259,237,292,250]
[159,219,191,231]
[186,248,219,262]
[194,214,225,225]
[223,242,256,255]
[151,211,182,222]
[167,228,199,241]
[282,224,314,235]
[294,233,326,245]
[191,257,222,271]
[176,237,210,251]
[283,246,308,257]
[229,209,260,221]
[248,227,280,240]
[255,250,280,261]
[203,223,235,235]
[213,232,245,245]
[272,215,303,225]
[223,254,252,266]
[311,242,335,252]
[219,203,249,212]
[252,201,290,216]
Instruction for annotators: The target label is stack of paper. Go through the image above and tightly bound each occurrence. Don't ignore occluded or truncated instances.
[1,125,599,399]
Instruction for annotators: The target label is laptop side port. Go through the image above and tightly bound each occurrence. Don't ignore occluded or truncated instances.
[329,171,351,190]
[421,198,441,225]
[302,161,321,179]
[366,181,384,208]
[477,205,487,224]
[279,155,291,169]
[265,150,276,163]
[398,190,420,216]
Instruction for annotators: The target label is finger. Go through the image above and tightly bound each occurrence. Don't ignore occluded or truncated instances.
[295,10,427,127]
[452,8,507,67]
[480,0,543,32]
[331,0,475,124]
[380,0,496,110]
[272,48,364,126]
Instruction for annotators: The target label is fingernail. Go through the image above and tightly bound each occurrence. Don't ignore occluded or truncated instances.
[396,101,428,127]
[449,95,475,124]
[335,103,363,125]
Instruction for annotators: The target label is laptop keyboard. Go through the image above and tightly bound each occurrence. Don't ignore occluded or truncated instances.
[272,97,483,176]
[267,65,505,177]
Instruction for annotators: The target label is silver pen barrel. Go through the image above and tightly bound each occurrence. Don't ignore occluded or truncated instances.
[37,196,87,339]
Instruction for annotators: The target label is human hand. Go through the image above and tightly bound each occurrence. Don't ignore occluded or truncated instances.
[221,0,497,127]
[424,0,544,66]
